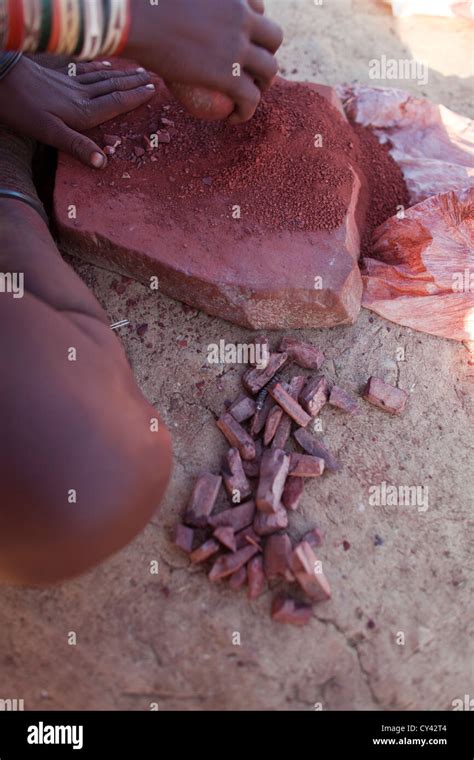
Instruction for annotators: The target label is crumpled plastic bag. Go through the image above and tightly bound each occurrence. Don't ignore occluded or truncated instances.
[384,0,474,18]
[362,187,474,342]
[335,85,474,342]
[337,85,474,205]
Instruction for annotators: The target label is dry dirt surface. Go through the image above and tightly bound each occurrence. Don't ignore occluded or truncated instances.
[0,0,472,711]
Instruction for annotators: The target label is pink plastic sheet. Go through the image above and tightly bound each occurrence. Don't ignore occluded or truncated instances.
[362,187,474,342]
[337,85,474,342]
[338,85,474,205]
[385,0,474,18]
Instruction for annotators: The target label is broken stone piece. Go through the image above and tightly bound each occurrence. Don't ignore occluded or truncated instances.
[256,449,290,513]
[264,534,294,581]
[213,526,236,552]
[302,527,324,549]
[208,544,259,581]
[289,453,325,477]
[282,477,304,511]
[290,541,331,602]
[278,337,325,370]
[254,506,289,536]
[157,130,171,143]
[229,565,247,590]
[263,404,284,446]
[269,382,311,427]
[184,472,222,527]
[217,413,256,460]
[250,392,274,437]
[242,352,288,394]
[103,134,121,148]
[299,376,329,417]
[229,395,256,423]
[235,526,261,550]
[190,538,220,564]
[293,428,341,473]
[272,376,306,449]
[271,594,313,626]
[172,524,194,553]
[242,436,262,477]
[363,377,408,415]
[329,385,359,414]
[221,448,252,502]
[241,459,260,478]
[208,500,256,532]
[247,555,266,599]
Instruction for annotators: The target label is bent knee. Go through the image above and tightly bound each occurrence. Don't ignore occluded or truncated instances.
[0,418,172,585]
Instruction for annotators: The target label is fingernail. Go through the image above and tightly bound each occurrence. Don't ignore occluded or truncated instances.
[146,84,155,90]
[91,152,106,168]
[136,67,146,73]
[101,61,112,67]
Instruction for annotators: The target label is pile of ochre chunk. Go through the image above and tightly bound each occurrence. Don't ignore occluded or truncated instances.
[173,337,408,626]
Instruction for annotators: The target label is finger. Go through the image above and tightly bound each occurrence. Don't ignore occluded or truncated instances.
[88,71,151,98]
[77,67,147,85]
[245,45,279,91]
[46,118,107,169]
[247,0,265,12]
[250,14,284,54]
[227,75,261,124]
[74,61,113,75]
[86,84,156,125]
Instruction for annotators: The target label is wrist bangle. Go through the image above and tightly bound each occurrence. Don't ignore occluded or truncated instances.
[0,51,22,79]
[60,0,81,55]
[0,0,8,50]
[6,0,25,49]
[2,0,131,58]
[79,0,103,60]
[46,0,60,51]
[114,0,130,56]
[100,0,129,58]
[72,0,85,56]
[22,0,42,53]
[38,0,52,51]
[0,189,49,226]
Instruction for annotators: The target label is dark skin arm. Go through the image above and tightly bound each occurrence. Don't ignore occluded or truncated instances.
[0,1,282,166]
[0,200,172,584]
[0,58,156,168]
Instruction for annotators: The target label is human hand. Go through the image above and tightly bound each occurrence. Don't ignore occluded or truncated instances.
[125,0,283,123]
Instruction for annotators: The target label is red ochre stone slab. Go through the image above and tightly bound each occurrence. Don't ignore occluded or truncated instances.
[54,72,364,330]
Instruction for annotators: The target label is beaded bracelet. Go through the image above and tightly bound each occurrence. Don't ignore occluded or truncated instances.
[1,0,131,58]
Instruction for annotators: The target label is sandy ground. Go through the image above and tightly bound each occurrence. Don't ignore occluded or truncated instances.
[1,0,473,711]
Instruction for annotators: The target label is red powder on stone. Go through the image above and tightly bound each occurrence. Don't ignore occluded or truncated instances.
[211,82,355,232]
[351,122,409,257]
[92,76,407,251]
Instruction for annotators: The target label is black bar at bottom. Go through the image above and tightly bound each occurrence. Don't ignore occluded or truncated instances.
[0,710,471,758]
